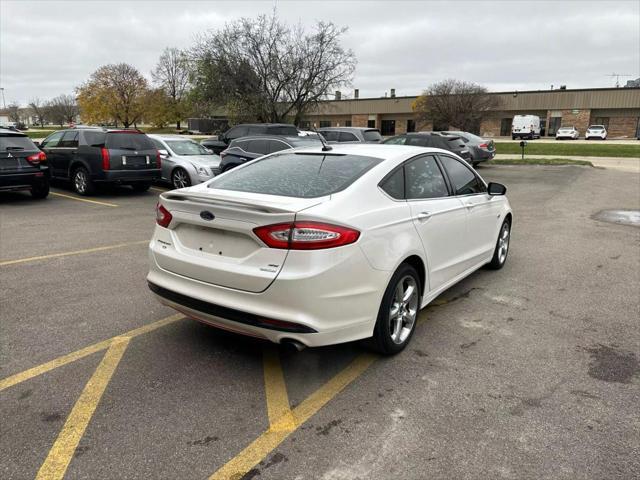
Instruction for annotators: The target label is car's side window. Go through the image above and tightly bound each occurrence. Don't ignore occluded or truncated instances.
[379,167,404,199]
[384,136,407,145]
[406,136,430,147]
[269,140,289,153]
[249,139,269,154]
[150,139,165,150]
[321,131,339,142]
[227,126,247,140]
[439,155,486,195]
[404,155,449,199]
[41,131,64,148]
[233,139,250,151]
[59,131,79,148]
[338,132,358,142]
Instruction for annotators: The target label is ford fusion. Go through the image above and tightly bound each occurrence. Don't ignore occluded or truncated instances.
[147,144,512,354]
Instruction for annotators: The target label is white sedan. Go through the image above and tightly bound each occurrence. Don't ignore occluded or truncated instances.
[147,144,512,354]
[555,126,579,140]
[585,125,607,140]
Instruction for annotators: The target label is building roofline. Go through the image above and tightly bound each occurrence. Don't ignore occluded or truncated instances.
[320,86,640,103]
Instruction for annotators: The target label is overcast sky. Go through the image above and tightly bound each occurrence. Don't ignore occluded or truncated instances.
[1,0,639,106]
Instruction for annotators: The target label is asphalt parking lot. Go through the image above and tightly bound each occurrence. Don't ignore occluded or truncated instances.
[1,166,639,480]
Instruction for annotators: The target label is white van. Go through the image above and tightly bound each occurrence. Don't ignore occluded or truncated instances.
[511,115,540,140]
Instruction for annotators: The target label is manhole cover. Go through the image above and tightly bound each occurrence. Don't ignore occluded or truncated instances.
[593,209,640,227]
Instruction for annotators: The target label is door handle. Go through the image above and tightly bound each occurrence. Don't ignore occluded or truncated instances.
[416,211,431,221]
[465,201,475,209]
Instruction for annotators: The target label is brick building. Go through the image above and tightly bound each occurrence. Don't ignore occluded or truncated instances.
[301,87,640,138]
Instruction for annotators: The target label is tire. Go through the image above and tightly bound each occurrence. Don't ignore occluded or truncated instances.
[511,135,516,140]
[486,219,511,270]
[72,166,94,195]
[30,179,49,199]
[131,182,151,193]
[370,264,421,355]
[171,168,191,189]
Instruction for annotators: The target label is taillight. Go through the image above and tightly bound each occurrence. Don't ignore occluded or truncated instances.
[156,150,161,168]
[156,203,172,228]
[479,143,488,149]
[101,147,110,170]
[26,152,46,165]
[253,222,360,250]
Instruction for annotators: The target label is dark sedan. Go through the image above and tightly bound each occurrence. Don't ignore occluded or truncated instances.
[219,135,323,172]
[0,127,50,199]
[382,132,471,163]
[439,131,495,166]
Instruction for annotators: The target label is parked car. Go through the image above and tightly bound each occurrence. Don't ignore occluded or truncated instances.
[555,126,579,140]
[382,132,472,163]
[439,131,495,166]
[147,144,512,354]
[585,125,607,140]
[201,123,301,154]
[148,135,221,189]
[219,135,323,172]
[39,128,161,195]
[511,115,541,140]
[317,127,382,143]
[0,127,50,199]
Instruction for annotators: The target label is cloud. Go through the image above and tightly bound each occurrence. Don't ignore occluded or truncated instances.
[1,0,638,105]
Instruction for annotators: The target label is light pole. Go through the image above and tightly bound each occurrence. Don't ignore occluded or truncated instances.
[0,88,6,109]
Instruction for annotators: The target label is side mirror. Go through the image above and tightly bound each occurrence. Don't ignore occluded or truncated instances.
[204,148,213,154]
[158,149,169,157]
[488,182,507,196]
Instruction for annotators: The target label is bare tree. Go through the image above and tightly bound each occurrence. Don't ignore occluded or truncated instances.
[152,47,191,129]
[76,64,148,127]
[47,94,78,127]
[191,12,356,125]
[6,102,21,123]
[412,79,500,133]
[29,98,47,127]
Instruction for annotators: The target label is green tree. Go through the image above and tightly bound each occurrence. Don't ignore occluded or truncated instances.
[77,63,149,127]
[151,48,191,130]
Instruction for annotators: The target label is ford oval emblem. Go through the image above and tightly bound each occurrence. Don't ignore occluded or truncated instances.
[200,211,215,221]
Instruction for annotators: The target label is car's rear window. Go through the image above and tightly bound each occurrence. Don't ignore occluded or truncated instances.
[363,130,382,142]
[0,134,38,152]
[105,133,154,150]
[209,153,382,198]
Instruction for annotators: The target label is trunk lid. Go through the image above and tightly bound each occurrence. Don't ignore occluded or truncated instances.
[105,132,160,171]
[155,188,327,292]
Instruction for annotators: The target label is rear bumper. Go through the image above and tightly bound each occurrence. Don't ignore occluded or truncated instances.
[0,170,48,191]
[471,148,495,162]
[96,169,161,183]
[146,238,388,347]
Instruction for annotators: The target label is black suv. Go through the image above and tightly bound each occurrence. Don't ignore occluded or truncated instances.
[382,132,471,162]
[40,128,161,195]
[219,135,322,172]
[201,123,300,154]
[0,127,50,199]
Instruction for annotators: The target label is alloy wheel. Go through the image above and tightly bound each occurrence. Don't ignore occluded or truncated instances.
[498,222,510,264]
[74,170,87,194]
[172,169,189,189]
[389,275,419,344]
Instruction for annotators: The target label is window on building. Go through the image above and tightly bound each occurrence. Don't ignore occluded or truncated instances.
[367,119,376,128]
[345,120,352,127]
[381,120,396,136]
[319,120,331,128]
[594,117,610,129]
[407,119,416,133]
[299,121,311,129]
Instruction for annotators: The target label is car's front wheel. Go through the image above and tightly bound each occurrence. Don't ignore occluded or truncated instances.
[72,166,94,195]
[371,264,421,355]
[171,168,191,189]
[486,219,511,270]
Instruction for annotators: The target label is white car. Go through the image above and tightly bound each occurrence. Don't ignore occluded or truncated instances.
[555,126,579,140]
[585,125,607,140]
[147,144,512,354]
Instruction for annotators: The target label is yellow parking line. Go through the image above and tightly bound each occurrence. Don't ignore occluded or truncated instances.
[0,314,184,392]
[150,186,169,193]
[0,240,148,267]
[263,347,296,431]
[50,191,118,207]
[209,353,377,480]
[35,337,130,480]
